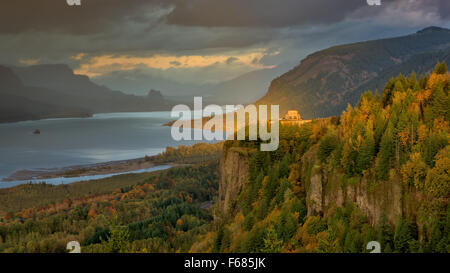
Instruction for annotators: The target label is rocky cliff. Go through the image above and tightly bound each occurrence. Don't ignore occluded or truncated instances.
[218,144,423,228]
[305,166,409,226]
[218,147,252,216]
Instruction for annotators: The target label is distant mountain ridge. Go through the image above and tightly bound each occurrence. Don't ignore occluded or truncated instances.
[0,66,91,123]
[204,63,292,105]
[0,64,168,123]
[256,26,450,118]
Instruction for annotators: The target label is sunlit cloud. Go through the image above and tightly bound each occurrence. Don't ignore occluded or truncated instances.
[74,50,277,77]
[71,53,86,61]
[18,58,40,66]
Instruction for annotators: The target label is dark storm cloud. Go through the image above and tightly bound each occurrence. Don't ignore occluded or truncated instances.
[439,0,450,19]
[166,0,367,27]
[165,0,450,28]
[0,0,370,34]
[3,0,447,35]
[0,0,169,34]
[0,0,448,93]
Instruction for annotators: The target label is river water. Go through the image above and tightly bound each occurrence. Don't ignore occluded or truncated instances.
[0,112,211,188]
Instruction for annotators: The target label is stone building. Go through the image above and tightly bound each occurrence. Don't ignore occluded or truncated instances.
[284,110,301,121]
[280,110,308,126]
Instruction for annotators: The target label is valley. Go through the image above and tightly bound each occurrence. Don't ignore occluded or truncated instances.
[0,63,448,253]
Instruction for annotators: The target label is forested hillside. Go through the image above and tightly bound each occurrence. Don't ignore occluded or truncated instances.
[0,163,219,253]
[257,27,450,119]
[199,62,449,253]
[0,63,448,253]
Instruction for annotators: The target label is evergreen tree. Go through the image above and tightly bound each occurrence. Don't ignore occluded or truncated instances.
[102,225,130,253]
[317,133,338,163]
[393,217,412,253]
[376,125,395,180]
[419,74,428,89]
[276,209,297,241]
[430,82,448,121]
[382,77,396,107]
[261,226,283,253]
[433,61,448,75]
[376,214,393,252]
[356,128,375,174]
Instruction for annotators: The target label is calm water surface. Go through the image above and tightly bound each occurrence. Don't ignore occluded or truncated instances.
[0,112,211,187]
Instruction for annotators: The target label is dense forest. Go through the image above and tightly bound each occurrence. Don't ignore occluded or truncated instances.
[151,142,223,164]
[0,63,448,253]
[0,162,219,253]
[200,62,449,253]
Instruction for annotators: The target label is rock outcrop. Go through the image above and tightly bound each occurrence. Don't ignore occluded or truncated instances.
[306,166,420,226]
[217,143,420,227]
[218,147,251,216]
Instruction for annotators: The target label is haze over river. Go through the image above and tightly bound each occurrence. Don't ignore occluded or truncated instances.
[0,112,212,188]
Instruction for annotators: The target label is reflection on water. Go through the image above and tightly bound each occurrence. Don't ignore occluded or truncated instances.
[0,111,210,181]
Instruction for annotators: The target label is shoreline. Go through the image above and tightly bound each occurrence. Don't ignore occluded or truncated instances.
[2,155,168,182]
[0,109,176,125]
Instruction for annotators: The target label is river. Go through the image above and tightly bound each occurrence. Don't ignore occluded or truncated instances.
[0,112,211,188]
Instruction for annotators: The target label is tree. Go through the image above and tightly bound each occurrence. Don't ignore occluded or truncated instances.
[4,212,11,221]
[382,77,396,106]
[343,230,362,253]
[430,83,448,121]
[376,214,393,252]
[213,225,228,252]
[276,209,297,241]
[393,80,405,93]
[422,133,446,167]
[424,146,450,197]
[278,154,291,178]
[88,207,98,219]
[376,124,395,180]
[393,217,412,253]
[341,142,358,176]
[400,152,427,189]
[243,225,266,253]
[103,225,130,253]
[356,128,375,174]
[261,226,283,253]
[317,133,338,163]
[433,61,448,75]
[263,168,280,208]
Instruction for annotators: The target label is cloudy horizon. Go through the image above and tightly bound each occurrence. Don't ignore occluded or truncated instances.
[1,0,449,95]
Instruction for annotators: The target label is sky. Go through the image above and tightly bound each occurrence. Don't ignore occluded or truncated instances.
[0,0,449,95]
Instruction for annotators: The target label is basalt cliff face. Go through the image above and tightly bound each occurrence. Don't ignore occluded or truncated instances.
[305,166,418,226]
[218,147,251,216]
[218,144,423,228]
